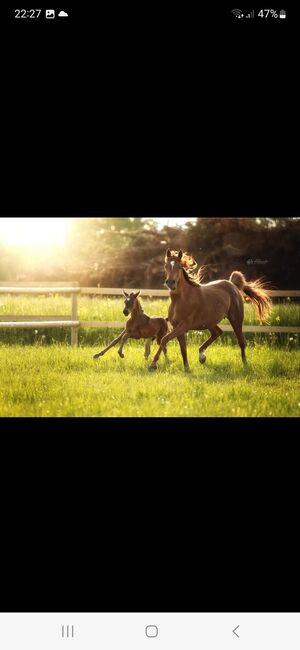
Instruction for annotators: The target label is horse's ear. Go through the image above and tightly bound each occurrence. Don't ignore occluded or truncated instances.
[123,290,129,297]
[178,249,183,260]
[166,249,171,258]
[134,290,141,298]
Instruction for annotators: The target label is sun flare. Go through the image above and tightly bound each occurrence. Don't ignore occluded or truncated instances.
[0,218,69,247]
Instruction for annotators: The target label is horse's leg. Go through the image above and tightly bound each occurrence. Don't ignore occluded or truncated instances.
[149,321,188,371]
[177,334,189,370]
[118,333,130,358]
[227,302,247,364]
[144,339,151,359]
[199,326,223,363]
[156,329,168,358]
[227,316,247,364]
[93,329,126,359]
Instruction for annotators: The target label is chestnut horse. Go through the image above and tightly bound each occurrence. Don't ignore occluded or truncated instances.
[93,291,168,360]
[148,249,272,371]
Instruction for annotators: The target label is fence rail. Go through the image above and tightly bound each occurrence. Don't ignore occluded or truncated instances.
[0,282,80,346]
[0,284,299,345]
[0,321,80,329]
[81,287,300,298]
[80,287,300,335]
[80,321,300,334]
[0,287,79,294]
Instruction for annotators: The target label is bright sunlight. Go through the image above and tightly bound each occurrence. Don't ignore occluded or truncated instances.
[0,218,69,247]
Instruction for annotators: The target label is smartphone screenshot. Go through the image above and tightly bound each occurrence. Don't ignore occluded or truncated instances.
[0,2,298,645]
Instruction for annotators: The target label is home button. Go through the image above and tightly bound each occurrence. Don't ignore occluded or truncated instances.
[145,625,158,638]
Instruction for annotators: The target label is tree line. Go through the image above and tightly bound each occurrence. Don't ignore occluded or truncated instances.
[1,218,299,289]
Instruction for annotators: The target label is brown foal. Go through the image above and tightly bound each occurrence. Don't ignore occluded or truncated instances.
[93,291,169,360]
[148,249,272,371]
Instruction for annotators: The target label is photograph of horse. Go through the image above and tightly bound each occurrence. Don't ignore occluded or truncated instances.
[1,217,299,417]
[148,249,272,371]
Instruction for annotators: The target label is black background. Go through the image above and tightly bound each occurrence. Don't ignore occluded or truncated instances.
[1,2,299,613]
[2,3,298,217]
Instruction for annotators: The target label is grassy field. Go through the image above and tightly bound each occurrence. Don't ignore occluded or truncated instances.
[0,343,299,417]
[0,295,299,416]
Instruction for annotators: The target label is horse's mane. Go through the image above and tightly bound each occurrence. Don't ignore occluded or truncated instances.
[169,251,206,285]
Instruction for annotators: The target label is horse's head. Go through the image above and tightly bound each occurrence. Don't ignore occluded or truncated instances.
[164,249,183,291]
[122,290,141,316]
[164,249,200,291]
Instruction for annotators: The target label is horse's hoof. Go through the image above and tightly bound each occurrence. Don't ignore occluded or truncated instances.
[148,363,157,372]
[184,365,191,373]
[199,352,206,364]
[118,352,125,359]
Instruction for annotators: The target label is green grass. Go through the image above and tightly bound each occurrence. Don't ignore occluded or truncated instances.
[0,343,299,417]
[0,295,299,416]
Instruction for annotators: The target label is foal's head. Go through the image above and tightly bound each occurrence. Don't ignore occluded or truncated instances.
[122,291,141,316]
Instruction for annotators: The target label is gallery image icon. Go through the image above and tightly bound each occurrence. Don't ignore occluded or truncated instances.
[45,9,55,19]
[58,10,69,17]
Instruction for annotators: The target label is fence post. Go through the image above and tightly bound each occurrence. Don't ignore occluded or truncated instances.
[71,291,79,347]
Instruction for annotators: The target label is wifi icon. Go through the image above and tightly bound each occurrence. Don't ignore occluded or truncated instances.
[231,8,244,18]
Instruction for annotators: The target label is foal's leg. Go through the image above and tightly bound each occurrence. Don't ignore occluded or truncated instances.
[144,339,151,359]
[177,334,189,370]
[93,329,126,359]
[118,333,130,358]
[199,326,223,363]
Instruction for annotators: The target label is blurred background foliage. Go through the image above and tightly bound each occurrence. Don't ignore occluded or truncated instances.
[1,217,300,289]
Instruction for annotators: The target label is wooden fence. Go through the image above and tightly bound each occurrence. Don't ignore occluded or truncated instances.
[0,284,300,345]
[0,282,80,346]
[79,287,300,335]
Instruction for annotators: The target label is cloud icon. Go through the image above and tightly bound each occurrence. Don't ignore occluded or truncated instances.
[58,10,68,17]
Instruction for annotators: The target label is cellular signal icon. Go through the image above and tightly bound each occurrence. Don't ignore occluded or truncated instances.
[231,9,244,18]
[246,10,254,18]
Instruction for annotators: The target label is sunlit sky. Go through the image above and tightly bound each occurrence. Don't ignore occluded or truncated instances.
[0,217,193,248]
[153,218,194,229]
[0,218,69,247]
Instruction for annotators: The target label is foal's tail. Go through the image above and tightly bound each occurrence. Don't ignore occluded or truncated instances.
[229,271,272,322]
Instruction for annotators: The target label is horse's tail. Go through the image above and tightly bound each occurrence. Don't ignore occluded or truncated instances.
[229,271,272,322]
